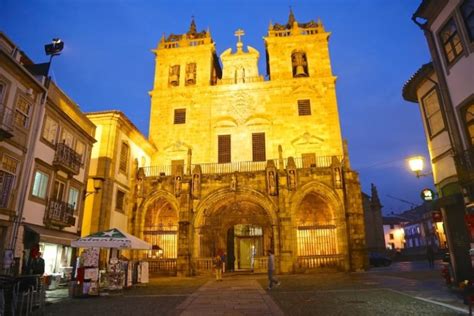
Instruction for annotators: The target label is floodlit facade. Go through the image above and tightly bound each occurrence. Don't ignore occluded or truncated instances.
[0,32,48,271]
[82,111,155,241]
[403,0,474,282]
[131,12,367,276]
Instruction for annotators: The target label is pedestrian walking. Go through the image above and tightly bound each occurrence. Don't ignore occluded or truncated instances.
[267,249,280,290]
[213,255,223,281]
[426,245,435,269]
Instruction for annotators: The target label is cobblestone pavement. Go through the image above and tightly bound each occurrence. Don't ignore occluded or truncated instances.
[43,261,469,315]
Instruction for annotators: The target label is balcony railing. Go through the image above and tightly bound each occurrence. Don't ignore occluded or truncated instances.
[141,155,343,178]
[44,199,76,227]
[0,103,15,140]
[217,76,264,85]
[454,148,474,182]
[53,142,81,175]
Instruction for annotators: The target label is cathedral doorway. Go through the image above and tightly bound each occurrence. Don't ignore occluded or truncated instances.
[194,196,274,274]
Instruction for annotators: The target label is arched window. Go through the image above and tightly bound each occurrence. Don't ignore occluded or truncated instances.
[291,51,309,77]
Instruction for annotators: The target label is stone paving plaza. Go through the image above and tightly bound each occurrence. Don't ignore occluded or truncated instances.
[44,261,469,316]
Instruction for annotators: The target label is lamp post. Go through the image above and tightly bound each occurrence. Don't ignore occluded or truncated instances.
[84,177,105,198]
[407,156,432,178]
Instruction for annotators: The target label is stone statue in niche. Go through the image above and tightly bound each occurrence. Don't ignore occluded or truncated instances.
[174,175,182,197]
[230,173,237,191]
[334,167,342,189]
[192,174,200,195]
[288,169,296,190]
[268,171,277,195]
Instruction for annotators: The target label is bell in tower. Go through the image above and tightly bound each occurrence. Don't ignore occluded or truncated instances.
[169,65,180,86]
[292,51,308,77]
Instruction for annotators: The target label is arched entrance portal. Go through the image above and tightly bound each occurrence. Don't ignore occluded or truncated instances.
[198,201,272,271]
[193,189,277,274]
[142,197,179,261]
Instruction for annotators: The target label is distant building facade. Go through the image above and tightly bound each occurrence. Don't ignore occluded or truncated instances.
[363,184,385,253]
[403,0,474,282]
[382,216,405,251]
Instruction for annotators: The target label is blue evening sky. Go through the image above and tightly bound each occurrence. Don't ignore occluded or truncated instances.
[0,0,434,214]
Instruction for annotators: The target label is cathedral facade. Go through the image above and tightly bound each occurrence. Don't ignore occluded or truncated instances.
[131,13,367,275]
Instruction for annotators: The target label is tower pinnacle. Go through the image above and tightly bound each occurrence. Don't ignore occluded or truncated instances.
[234,28,245,52]
[288,7,296,26]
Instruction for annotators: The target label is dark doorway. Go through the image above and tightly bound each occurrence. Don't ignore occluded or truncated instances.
[226,228,235,271]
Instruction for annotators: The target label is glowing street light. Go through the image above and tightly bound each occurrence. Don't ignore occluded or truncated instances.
[407,155,431,178]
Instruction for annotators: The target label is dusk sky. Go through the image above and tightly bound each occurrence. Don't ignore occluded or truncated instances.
[1,0,434,214]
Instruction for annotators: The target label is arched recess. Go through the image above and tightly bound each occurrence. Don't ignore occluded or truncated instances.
[290,181,347,268]
[138,190,180,259]
[193,187,279,263]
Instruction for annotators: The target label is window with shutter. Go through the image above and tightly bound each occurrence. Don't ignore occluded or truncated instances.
[119,142,129,173]
[218,135,231,163]
[252,133,266,162]
[116,190,125,212]
[174,109,186,124]
[298,99,311,116]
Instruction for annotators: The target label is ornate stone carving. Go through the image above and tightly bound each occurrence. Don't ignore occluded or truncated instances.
[287,156,297,190]
[192,165,202,199]
[266,161,278,196]
[230,173,237,191]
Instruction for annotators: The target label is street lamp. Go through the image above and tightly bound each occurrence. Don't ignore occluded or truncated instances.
[407,156,432,178]
[84,177,104,198]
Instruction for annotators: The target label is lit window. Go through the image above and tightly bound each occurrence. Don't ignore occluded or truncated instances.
[119,142,129,173]
[0,155,18,208]
[422,89,444,137]
[75,140,86,164]
[14,96,31,128]
[439,18,464,64]
[461,0,474,42]
[298,99,311,116]
[32,171,49,199]
[60,129,74,147]
[42,116,59,144]
[174,109,186,124]
[68,187,80,214]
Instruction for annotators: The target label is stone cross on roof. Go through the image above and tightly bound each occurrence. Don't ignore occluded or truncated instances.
[234,28,245,43]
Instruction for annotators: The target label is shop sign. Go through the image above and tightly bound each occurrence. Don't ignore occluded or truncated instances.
[421,188,435,201]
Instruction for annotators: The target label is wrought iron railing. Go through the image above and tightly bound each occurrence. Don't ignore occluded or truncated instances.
[296,254,345,270]
[53,142,81,175]
[44,199,75,227]
[140,155,343,178]
[148,259,177,275]
[0,103,15,137]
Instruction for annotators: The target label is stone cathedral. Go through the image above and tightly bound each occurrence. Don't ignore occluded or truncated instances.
[131,12,367,276]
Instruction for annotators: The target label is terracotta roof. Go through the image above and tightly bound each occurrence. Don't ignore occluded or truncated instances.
[402,62,433,102]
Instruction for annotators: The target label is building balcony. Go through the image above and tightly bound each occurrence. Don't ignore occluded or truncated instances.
[141,155,343,178]
[0,103,15,140]
[454,148,474,183]
[44,198,76,227]
[53,142,81,175]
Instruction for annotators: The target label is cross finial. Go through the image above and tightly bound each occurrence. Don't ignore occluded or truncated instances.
[234,28,245,43]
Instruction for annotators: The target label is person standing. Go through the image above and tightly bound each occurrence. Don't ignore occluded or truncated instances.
[31,252,45,275]
[267,249,280,290]
[426,245,435,269]
[213,255,223,281]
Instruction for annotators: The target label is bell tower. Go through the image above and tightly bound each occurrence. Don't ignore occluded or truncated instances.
[149,18,222,154]
[264,10,330,81]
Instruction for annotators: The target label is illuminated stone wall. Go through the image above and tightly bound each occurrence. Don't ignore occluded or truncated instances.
[136,14,367,275]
